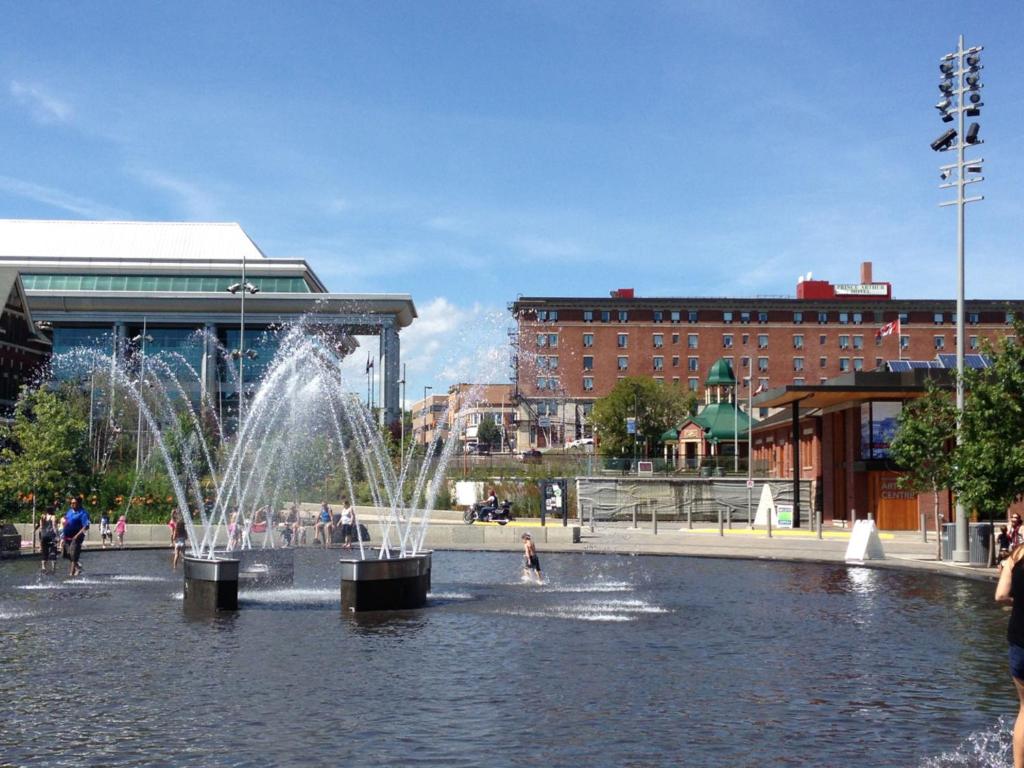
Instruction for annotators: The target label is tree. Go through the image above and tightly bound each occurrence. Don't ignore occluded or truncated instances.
[476,419,501,450]
[955,318,1024,524]
[0,384,90,519]
[889,380,957,559]
[590,377,696,457]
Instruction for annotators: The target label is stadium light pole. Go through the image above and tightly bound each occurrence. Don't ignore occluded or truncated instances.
[226,258,260,428]
[933,34,985,563]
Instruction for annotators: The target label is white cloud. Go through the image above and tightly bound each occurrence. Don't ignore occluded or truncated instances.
[130,168,221,219]
[0,175,127,219]
[10,80,73,124]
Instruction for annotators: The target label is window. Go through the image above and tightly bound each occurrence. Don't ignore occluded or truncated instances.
[653,356,664,371]
[618,310,629,323]
[688,310,699,323]
[852,335,864,350]
[653,310,663,323]
[536,334,547,347]
[583,333,594,348]
[969,336,979,350]
[741,333,749,346]
[723,334,734,349]
[934,335,945,350]
[582,356,593,371]
[617,334,628,348]
[820,356,828,368]
[583,377,593,391]
[968,312,979,325]
[740,311,751,324]
[536,377,548,390]
[538,310,548,321]
[757,334,768,349]
[688,378,699,391]
[758,311,768,324]
[852,312,863,325]
[741,356,750,369]
[1008,311,1016,324]
[723,311,734,324]
[758,377,769,391]
[757,357,769,372]
[617,356,629,371]
[899,312,909,324]
[601,310,611,323]
[793,311,804,324]
[839,312,849,325]
[853,358,864,372]
[875,357,883,368]
[688,357,699,372]
[818,312,829,324]
[537,356,548,369]
[671,333,680,344]
[793,334,804,349]
[839,335,850,350]
[900,335,910,350]
[654,376,665,384]
[653,334,664,348]
[548,334,558,348]
[583,310,594,322]
[548,356,559,370]
[672,377,680,386]
[819,334,827,345]
[793,357,804,372]
[687,334,698,349]
[934,312,944,325]
[549,310,558,322]
[671,310,681,323]
[839,358,850,372]
[794,378,805,386]
[672,355,680,368]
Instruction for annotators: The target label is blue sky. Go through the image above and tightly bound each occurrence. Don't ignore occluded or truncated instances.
[1,1,1023,399]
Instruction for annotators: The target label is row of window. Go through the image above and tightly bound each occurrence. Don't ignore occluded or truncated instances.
[535,309,1017,326]
[22,274,311,293]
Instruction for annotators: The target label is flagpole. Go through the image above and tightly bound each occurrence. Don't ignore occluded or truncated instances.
[897,318,902,361]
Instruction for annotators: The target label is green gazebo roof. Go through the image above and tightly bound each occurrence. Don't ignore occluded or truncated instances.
[705,358,736,386]
[691,402,755,442]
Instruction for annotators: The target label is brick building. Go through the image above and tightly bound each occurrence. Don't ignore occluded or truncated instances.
[411,384,516,451]
[511,261,1023,450]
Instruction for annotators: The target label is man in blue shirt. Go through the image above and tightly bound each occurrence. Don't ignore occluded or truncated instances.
[62,497,91,577]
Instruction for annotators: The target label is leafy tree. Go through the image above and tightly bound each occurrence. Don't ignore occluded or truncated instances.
[889,380,957,559]
[0,384,90,519]
[476,419,501,450]
[955,318,1024,524]
[590,377,696,457]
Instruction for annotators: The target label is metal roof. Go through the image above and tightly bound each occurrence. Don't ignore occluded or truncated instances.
[0,220,267,262]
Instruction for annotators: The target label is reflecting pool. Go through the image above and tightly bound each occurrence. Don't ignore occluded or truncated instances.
[0,550,1014,767]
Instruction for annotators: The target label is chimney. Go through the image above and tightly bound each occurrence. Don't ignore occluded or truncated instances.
[860,261,873,284]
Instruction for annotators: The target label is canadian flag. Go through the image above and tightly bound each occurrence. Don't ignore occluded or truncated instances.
[876,319,900,339]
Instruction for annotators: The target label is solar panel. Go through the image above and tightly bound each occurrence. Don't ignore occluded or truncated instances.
[966,353,993,368]
[937,354,957,368]
[908,360,939,369]
[887,361,912,372]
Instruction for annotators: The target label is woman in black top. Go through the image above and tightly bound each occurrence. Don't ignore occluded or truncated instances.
[995,544,1024,767]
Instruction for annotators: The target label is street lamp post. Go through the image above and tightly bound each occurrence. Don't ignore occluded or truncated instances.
[398,363,407,450]
[933,34,985,563]
[746,376,753,527]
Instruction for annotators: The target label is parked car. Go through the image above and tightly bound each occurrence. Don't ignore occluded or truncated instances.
[565,437,595,450]
[518,449,543,463]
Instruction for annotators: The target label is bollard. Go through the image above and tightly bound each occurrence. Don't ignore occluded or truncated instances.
[727,505,732,530]
[718,508,724,537]
[816,509,823,540]
[687,505,692,530]
[767,507,773,539]
[651,500,658,536]
[921,512,927,543]
[632,503,638,529]
[849,507,856,528]
[589,503,595,534]
[867,511,874,522]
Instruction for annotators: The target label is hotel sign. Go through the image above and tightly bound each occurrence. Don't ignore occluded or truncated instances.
[833,283,889,296]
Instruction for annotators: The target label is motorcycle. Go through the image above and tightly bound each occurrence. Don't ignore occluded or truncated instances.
[463,499,513,525]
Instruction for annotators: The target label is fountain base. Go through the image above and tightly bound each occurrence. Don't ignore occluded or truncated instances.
[339,551,432,612]
[183,556,240,611]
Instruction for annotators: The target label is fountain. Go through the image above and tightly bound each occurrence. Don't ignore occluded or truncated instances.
[51,319,459,612]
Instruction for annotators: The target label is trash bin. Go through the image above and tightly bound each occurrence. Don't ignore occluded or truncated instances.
[942,522,994,565]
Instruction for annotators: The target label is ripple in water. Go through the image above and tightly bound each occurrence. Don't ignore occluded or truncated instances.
[918,718,1012,767]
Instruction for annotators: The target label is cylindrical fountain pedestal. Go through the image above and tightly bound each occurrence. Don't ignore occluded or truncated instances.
[340,550,432,612]
[184,556,240,611]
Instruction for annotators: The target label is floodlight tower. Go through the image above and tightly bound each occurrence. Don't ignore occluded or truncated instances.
[932,34,985,563]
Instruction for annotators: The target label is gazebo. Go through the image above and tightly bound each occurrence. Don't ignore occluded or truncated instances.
[675,358,755,470]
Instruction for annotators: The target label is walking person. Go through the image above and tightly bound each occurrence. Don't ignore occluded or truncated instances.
[115,515,127,549]
[61,497,91,578]
[34,508,57,574]
[996,541,1024,767]
[521,532,542,583]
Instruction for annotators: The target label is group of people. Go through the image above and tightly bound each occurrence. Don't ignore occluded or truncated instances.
[33,497,121,577]
[312,500,358,549]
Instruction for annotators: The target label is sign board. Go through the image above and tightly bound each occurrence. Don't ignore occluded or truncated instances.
[538,416,551,428]
[844,519,886,562]
[626,417,636,435]
[746,478,754,489]
[637,461,654,476]
[834,283,889,296]
[540,478,569,526]
[775,503,794,529]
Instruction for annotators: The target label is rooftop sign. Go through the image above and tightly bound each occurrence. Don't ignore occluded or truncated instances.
[833,283,889,297]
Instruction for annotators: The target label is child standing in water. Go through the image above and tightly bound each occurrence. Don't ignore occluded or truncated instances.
[521,533,542,583]
[99,511,113,548]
